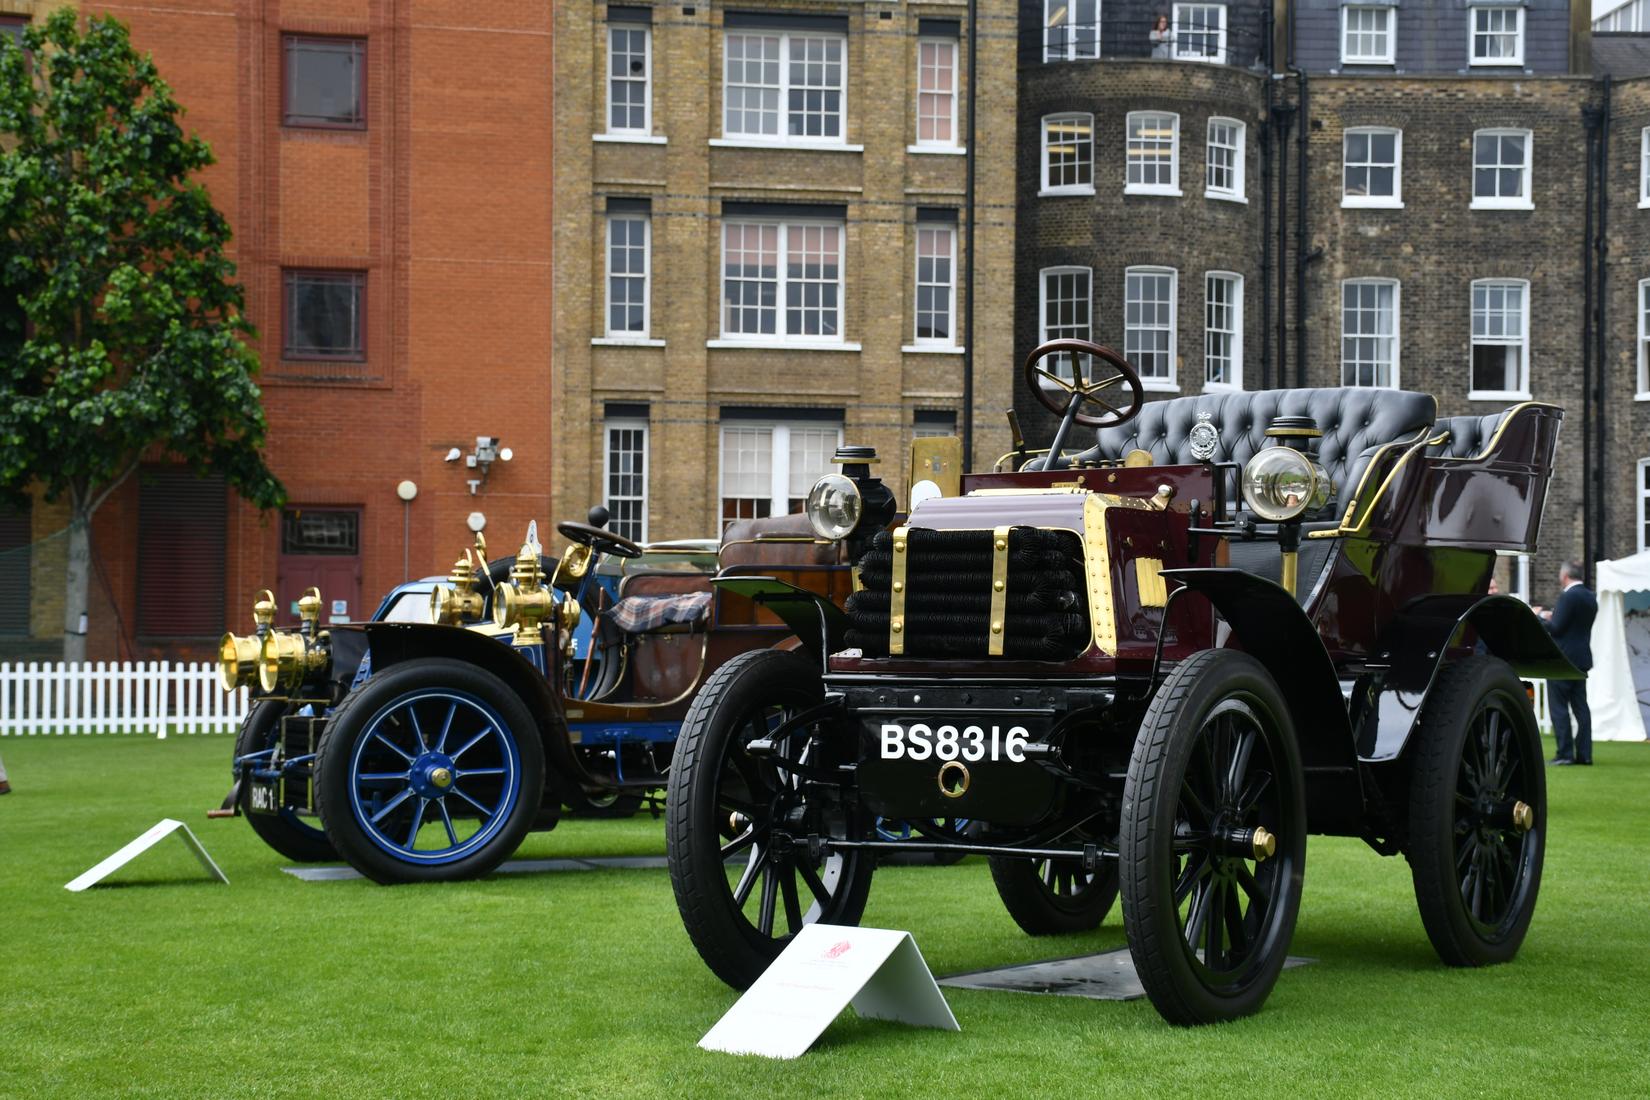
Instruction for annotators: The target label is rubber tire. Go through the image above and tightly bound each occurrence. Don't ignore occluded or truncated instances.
[989,856,1120,934]
[1120,649,1307,1026]
[666,648,874,990]
[234,700,338,863]
[313,658,546,884]
[1406,655,1545,967]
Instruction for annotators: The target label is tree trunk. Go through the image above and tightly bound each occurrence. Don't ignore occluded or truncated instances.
[61,509,90,664]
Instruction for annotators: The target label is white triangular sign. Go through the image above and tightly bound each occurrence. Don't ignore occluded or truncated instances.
[64,818,229,892]
[699,924,959,1059]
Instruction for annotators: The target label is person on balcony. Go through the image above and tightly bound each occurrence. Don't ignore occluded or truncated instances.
[1149,14,1174,58]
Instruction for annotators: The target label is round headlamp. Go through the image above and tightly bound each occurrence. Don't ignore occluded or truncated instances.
[1240,447,1334,522]
[806,474,863,541]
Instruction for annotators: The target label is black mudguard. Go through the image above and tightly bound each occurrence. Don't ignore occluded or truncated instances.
[1161,567,1363,835]
[1352,594,1581,762]
[711,576,850,666]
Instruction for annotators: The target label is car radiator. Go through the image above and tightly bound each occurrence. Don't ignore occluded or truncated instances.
[845,526,1089,659]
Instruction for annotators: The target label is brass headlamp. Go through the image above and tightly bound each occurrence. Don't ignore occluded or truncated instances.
[217,589,276,692]
[492,537,554,646]
[430,547,486,626]
[258,587,332,694]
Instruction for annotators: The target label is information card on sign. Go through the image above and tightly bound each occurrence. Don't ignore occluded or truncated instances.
[698,925,959,1059]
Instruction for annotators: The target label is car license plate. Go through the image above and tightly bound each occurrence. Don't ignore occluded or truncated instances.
[247,781,281,815]
[876,720,1032,764]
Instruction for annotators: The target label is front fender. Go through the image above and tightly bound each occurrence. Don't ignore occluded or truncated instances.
[710,576,850,666]
[1161,567,1361,835]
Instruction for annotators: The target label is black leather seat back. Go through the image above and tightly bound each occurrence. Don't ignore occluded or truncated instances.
[1429,412,1504,459]
[1068,387,1438,511]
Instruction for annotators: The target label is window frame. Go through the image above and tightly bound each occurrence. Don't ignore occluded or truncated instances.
[605,213,652,340]
[914,37,959,150]
[1124,266,1179,391]
[1205,117,1246,202]
[604,418,650,543]
[605,23,653,137]
[1640,457,1650,554]
[1470,128,1534,210]
[282,35,366,131]
[718,218,847,346]
[1467,278,1531,401]
[1639,127,1649,209]
[720,30,849,148]
[1204,271,1244,391]
[282,269,367,362]
[1043,0,1101,62]
[1125,111,1181,197]
[1340,278,1401,389]
[717,419,845,531]
[1342,126,1403,208]
[1040,112,1096,196]
[1469,5,1525,68]
[913,222,957,347]
[1340,5,1396,65]
[1038,265,1094,381]
[1638,278,1650,399]
[1172,3,1227,64]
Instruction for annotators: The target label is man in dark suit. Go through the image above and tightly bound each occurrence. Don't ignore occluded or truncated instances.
[1535,559,1597,766]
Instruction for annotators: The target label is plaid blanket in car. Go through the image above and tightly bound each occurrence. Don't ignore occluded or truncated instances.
[604,591,712,633]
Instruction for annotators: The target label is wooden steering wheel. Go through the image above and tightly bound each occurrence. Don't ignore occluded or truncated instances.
[1022,339,1146,429]
[556,520,644,559]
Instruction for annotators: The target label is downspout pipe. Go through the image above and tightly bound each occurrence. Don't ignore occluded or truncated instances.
[961,0,978,470]
[1259,10,1274,390]
[1293,68,1309,389]
[1595,77,1610,561]
[1581,100,1598,569]
[1273,101,1292,389]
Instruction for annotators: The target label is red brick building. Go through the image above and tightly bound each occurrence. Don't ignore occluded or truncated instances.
[1,2,556,660]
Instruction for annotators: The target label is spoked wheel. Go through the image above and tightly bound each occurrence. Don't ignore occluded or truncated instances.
[566,787,645,819]
[667,648,873,990]
[314,659,545,884]
[1121,650,1306,1025]
[1407,656,1545,966]
[234,700,337,863]
[989,841,1120,934]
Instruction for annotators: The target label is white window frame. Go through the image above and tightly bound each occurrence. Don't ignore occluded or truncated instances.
[913,223,957,347]
[1341,5,1395,65]
[1205,117,1246,202]
[1124,266,1179,392]
[1470,6,1524,67]
[717,219,847,348]
[604,418,649,543]
[1043,0,1101,62]
[1468,278,1531,401]
[1342,126,1403,208]
[1639,127,1649,209]
[1204,271,1243,391]
[604,214,651,340]
[1038,265,1093,381]
[1639,457,1650,554]
[914,38,958,150]
[1340,278,1401,388]
[1041,112,1096,196]
[1125,111,1181,197]
[1638,278,1650,399]
[1173,4,1227,64]
[606,23,652,137]
[1471,128,1534,210]
[720,31,848,148]
[717,420,845,530]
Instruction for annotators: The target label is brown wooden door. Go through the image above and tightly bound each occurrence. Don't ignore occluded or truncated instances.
[276,508,363,626]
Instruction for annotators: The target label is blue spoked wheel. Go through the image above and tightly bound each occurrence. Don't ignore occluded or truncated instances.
[314,658,545,884]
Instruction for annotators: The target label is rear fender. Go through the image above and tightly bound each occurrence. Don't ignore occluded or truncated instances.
[355,623,578,813]
[1353,594,1580,762]
[1160,568,1361,834]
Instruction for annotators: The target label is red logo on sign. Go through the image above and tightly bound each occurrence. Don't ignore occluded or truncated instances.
[824,940,852,959]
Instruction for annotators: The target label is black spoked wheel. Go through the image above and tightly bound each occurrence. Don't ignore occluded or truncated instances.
[667,648,873,990]
[1121,650,1306,1025]
[234,700,337,863]
[1407,656,1545,966]
[989,833,1119,934]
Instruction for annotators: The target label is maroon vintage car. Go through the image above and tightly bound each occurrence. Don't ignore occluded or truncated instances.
[665,339,1573,1025]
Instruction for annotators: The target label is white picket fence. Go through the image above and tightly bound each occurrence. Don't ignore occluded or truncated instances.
[0,661,249,738]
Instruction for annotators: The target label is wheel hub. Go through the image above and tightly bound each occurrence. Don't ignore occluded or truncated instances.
[409,752,458,799]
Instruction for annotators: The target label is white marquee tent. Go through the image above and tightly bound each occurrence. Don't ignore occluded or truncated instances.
[1590,550,1650,742]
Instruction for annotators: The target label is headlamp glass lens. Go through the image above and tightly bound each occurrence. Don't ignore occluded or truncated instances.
[806,474,863,541]
[1241,447,1332,522]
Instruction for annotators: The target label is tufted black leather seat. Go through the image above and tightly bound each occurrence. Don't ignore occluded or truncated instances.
[1056,388,1437,513]
[1429,412,1505,459]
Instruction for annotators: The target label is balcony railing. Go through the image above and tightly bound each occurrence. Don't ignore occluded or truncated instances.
[1033,15,1271,71]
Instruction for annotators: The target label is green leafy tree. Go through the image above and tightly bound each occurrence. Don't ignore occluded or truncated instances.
[0,12,283,662]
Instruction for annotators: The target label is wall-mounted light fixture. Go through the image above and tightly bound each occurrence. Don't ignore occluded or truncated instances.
[443,436,514,494]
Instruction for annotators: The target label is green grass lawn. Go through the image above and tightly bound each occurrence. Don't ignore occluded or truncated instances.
[1,734,1646,1099]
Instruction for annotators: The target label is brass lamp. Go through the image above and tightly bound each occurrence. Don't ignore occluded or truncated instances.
[258,587,331,693]
[430,548,486,626]
[492,537,554,646]
[217,589,276,692]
